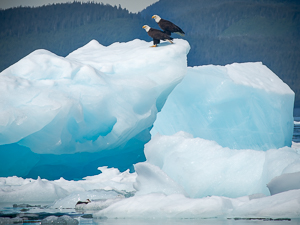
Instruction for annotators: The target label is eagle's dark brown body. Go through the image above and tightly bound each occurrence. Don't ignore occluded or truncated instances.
[148,27,173,45]
[158,18,185,36]
[152,15,185,37]
[142,25,173,47]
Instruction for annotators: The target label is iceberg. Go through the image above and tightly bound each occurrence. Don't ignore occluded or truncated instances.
[0,39,190,179]
[152,63,295,150]
[0,38,299,221]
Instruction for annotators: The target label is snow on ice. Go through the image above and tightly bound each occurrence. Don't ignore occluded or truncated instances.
[0,166,135,203]
[0,39,299,220]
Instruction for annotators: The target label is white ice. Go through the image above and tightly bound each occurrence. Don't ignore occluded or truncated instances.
[134,131,300,198]
[94,190,300,219]
[0,39,189,178]
[0,167,135,203]
[41,215,78,225]
[0,39,189,154]
[1,165,299,219]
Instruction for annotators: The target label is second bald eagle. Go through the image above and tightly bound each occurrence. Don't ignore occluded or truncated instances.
[152,15,185,36]
[142,25,173,47]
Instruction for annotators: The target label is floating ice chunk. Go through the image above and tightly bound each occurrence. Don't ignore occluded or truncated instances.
[41,215,78,225]
[136,132,300,198]
[152,63,295,150]
[94,190,300,219]
[0,217,23,224]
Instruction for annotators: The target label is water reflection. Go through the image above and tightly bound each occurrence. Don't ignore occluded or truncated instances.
[84,217,300,225]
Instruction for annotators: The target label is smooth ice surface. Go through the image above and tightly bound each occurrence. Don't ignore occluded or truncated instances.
[151,63,295,150]
[267,171,300,195]
[135,132,300,198]
[0,39,190,179]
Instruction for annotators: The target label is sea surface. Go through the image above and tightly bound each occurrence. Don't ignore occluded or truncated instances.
[0,202,300,225]
[294,116,300,143]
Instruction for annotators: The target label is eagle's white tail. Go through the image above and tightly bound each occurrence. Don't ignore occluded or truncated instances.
[175,32,185,37]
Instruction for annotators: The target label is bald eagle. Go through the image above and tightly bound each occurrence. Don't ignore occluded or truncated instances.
[152,15,185,36]
[142,25,173,47]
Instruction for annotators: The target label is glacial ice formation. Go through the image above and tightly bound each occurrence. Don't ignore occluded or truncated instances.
[0,39,189,179]
[0,38,299,220]
[152,63,295,150]
[134,131,300,198]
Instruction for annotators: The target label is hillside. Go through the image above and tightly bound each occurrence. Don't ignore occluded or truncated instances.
[142,0,300,107]
[0,0,299,107]
[0,2,150,71]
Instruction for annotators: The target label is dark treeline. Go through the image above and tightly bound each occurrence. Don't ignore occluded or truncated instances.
[143,0,300,107]
[0,2,136,36]
[0,0,300,107]
[0,2,150,71]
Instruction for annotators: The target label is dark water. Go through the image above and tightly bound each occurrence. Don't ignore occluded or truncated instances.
[293,107,300,143]
[0,203,300,225]
[294,116,300,143]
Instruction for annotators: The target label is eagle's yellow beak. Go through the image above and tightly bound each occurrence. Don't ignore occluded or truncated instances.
[152,15,155,19]
[142,25,146,29]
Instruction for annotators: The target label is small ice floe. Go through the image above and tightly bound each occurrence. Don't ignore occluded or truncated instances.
[41,215,78,225]
[0,217,23,224]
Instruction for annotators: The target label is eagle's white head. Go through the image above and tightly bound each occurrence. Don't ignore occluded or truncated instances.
[142,25,151,32]
[152,15,161,23]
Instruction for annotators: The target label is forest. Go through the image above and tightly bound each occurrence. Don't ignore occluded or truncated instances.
[0,0,299,107]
